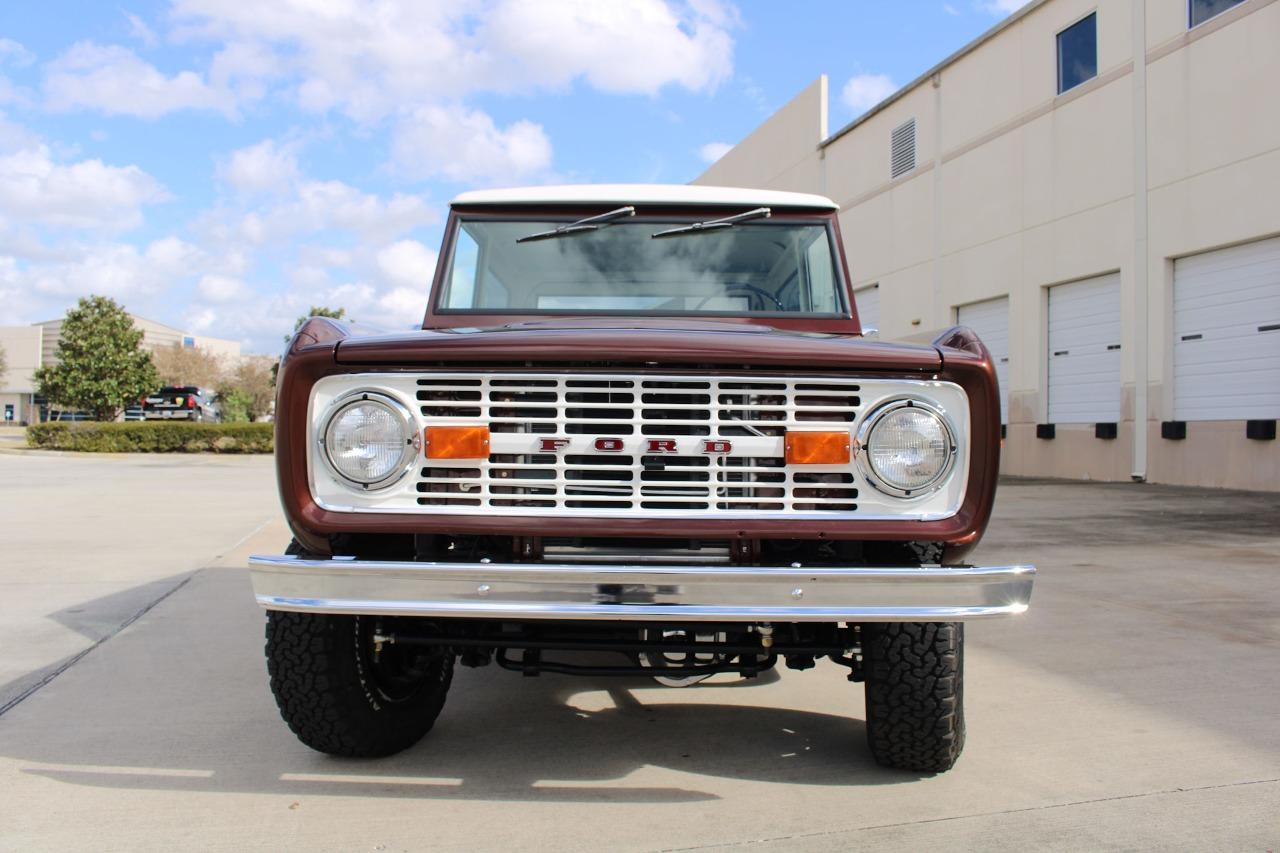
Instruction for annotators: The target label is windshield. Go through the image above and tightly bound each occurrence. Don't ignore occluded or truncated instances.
[437,218,848,317]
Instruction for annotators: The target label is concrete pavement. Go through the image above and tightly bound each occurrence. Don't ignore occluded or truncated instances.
[0,454,1277,851]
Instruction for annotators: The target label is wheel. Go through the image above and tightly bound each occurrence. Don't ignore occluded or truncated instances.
[265,610,454,757]
[862,622,965,773]
[191,410,203,423]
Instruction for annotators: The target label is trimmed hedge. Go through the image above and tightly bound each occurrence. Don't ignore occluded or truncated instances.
[27,421,274,453]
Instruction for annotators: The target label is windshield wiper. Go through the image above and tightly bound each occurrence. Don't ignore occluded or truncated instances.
[516,206,636,243]
[650,206,771,239]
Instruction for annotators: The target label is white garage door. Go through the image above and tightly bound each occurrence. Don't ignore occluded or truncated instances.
[1048,273,1121,423]
[958,297,1010,424]
[854,285,879,336]
[1174,236,1280,421]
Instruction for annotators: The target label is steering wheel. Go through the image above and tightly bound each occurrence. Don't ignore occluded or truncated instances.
[692,283,786,312]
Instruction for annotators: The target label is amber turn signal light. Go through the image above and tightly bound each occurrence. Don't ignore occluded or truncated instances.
[424,426,491,459]
[785,430,851,465]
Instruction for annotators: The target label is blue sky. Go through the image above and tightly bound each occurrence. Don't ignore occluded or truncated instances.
[0,0,1022,354]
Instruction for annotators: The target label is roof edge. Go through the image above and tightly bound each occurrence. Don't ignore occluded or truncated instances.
[822,0,1053,147]
[451,183,839,210]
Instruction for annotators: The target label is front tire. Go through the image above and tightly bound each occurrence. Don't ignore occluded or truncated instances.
[265,611,454,757]
[862,622,965,773]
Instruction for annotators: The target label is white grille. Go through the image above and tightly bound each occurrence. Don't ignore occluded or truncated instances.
[307,372,971,522]
[416,373,860,516]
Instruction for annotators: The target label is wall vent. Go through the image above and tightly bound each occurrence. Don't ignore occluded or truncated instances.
[890,118,917,179]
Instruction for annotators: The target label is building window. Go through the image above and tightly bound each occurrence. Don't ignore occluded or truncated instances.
[183,336,195,348]
[1056,12,1097,95]
[889,119,916,179]
[1189,0,1245,27]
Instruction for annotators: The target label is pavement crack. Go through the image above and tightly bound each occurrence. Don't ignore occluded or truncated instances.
[654,777,1280,851]
[0,571,199,719]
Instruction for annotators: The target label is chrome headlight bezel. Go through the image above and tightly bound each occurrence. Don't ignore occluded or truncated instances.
[316,390,420,491]
[855,398,958,499]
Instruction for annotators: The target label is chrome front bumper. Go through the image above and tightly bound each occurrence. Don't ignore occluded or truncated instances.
[248,556,1035,622]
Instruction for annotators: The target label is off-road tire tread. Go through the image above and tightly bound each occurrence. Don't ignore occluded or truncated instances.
[863,621,965,773]
[265,610,453,757]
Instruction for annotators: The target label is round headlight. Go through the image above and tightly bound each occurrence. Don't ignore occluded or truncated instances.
[857,400,956,497]
[320,392,417,488]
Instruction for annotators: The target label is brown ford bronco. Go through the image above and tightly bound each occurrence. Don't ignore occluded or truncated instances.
[250,184,1034,773]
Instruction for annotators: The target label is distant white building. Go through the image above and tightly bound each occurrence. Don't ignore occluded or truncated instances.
[0,314,243,424]
[696,0,1279,491]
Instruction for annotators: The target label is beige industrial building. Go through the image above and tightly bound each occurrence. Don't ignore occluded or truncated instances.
[696,0,1279,491]
[0,314,241,424]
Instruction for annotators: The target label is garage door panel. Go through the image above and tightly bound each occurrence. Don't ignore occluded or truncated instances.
[957,296,1009,424]
[1171,366,1278,393]
[1175,239,1280,277]
[1176,270,1280,300]
[1177,338,1278,367]
[1048,274,1121,423]
[1174,235,1280,421]
[1176,300,1280,334]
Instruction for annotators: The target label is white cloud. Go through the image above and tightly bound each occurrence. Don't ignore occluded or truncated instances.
[841,73,897,114]
[0,113,39,152]
[184,306,217,333]
[482,0,735,96]
[698,141,733,163]
[168,0,737,120]
[0,143,168,230]
[376,239,438,290]
[943,3,961,15]
[0,39,35,68]
[20,237,201,300]
[392,105,552,184]
[196,273,249,303]
[0,43,35,106]
[124,13,160,48]
[44,42,236,118]
[197,178,436,252]
[978,0,1027,14]
[217,138,299,195]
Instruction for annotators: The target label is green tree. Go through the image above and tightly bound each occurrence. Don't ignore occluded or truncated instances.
[216,387,253,423]
[0,342,7,385]
[34,296,160,421]
[217,357,275,422]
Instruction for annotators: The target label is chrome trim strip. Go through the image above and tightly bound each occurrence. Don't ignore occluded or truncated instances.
[249,555,1034,622]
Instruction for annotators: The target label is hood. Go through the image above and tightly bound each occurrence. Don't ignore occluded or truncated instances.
[333,317,941,372]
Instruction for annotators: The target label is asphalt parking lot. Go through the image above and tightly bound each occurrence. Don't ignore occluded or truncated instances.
[0,451,1277,851]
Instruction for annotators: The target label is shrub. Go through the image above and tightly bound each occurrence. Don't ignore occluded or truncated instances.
[27,421,273,454]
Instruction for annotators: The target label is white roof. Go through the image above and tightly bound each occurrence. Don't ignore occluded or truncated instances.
[451,183,839,210]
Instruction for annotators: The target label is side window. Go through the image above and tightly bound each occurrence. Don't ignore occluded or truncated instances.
[804,232,838,313]
[443,226,480,309]
[1189,0,1245,28]
[1056,12,1097,95]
